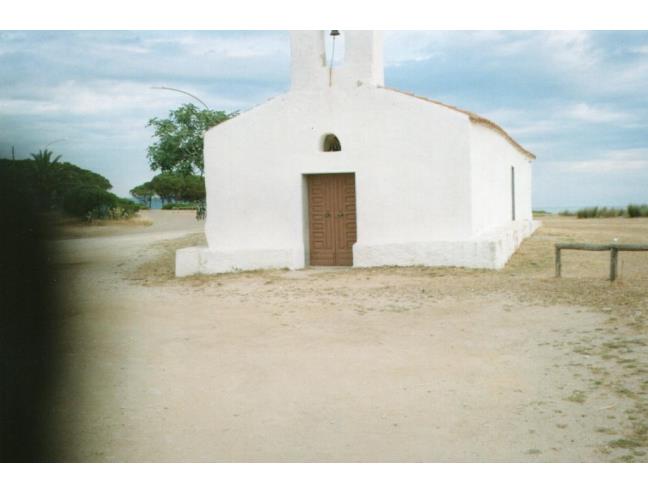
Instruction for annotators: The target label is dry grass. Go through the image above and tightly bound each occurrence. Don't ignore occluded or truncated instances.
[50,211,153,239]
[89,217,153,227]
[128,232,206,284]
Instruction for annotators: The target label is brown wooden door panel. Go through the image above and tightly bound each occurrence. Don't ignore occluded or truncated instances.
[308,173,357,266]
[308,175,336,266]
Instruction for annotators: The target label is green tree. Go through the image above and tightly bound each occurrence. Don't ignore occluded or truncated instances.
[131,173,205,206]
[130,181,155,207]
[49,161,112,192]
[181,174,206,202]
[29,149,62,206]
[30,149,62,166]
[150,173,183,204]
[4,150,112,210]
[147,103,234,176]
[1,154,117,215]
[148,173,207,203]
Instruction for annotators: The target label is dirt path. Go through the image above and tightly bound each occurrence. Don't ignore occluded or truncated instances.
[50,213,648,462]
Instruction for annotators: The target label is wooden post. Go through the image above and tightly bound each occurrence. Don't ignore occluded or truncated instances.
[555,245,561,277]
[610,247,618,281]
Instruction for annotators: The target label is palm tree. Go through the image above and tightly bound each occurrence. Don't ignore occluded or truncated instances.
[30,149,62,165]
[30,149,63,208]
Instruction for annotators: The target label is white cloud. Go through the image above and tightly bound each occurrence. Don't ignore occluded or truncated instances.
[506,120,559,137]
[541,31,600,71]
[143,31,288,59]
[385,30,648,96]
[628,45,648,55]
[383,31,445,65]
[559,149,648,173]
[560,103,633,124]
[541,32,648,94]
[0,80,253,116]
[482,100,640,144]
[382,30,534,66]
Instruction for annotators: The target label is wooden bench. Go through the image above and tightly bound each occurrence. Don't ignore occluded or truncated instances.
[555,243,648,281]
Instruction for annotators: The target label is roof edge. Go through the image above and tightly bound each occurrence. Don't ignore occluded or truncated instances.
[380,86,536,160]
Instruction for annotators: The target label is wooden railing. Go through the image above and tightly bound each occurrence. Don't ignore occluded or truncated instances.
[555,243,648,281]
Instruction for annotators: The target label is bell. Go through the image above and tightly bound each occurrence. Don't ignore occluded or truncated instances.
[330,30,340,37]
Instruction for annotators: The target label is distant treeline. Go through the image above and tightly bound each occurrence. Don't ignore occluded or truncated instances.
[557,204,648,219]
[0,154,139,220]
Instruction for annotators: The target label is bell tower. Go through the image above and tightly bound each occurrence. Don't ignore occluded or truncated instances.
[344,30,384,87]
[289,30,384,91]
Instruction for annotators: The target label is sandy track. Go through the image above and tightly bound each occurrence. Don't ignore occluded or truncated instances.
[50,212,648,462]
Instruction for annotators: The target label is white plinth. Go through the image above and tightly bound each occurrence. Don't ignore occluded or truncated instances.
[176,220,541,277]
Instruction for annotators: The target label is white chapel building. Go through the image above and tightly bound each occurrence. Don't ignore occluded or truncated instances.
[176,30,539,276]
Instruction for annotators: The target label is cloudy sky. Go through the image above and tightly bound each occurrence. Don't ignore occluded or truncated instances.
[1,30,647,208]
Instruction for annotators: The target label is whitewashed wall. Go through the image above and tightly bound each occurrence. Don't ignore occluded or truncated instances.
[469,123,533,236]
[202,85,473,271]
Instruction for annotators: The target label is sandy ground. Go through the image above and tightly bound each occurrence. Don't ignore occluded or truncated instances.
[49,210,648,462]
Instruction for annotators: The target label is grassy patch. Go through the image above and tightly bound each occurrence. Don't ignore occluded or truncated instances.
[616,387,638,399]
[609,438,642,449]
[596,427,615,435]
[613,454,637,462]
[565,390,587,404]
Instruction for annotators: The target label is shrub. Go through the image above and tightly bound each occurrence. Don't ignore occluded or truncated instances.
[575,204,648,219]
[627,204,648,218]
[576,206,625,219]
[115,198,141,218]
[196,200,206,220]
[598,207,624,218]
[63,189,141,221]
[162,201,199,210]
[63,185,117,218]
[577,207,599,219]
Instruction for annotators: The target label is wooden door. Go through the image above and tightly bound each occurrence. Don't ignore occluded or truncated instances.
[307,173,357,266]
